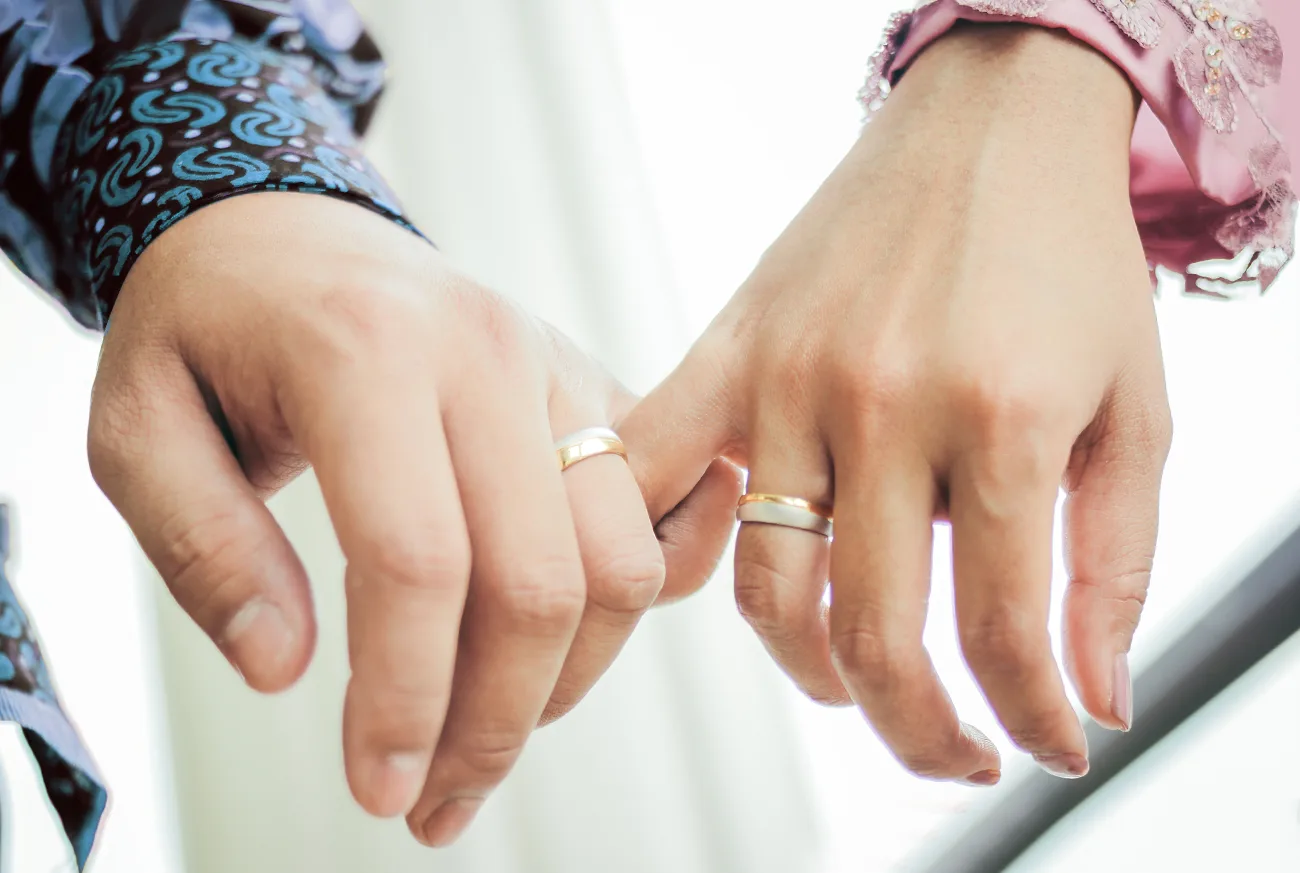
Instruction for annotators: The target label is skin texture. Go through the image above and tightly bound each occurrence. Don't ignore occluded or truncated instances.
[87,19,1172,847]
[623,23,1172,785]
[88,192,740,845]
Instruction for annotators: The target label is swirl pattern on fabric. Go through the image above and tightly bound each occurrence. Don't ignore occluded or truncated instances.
[0,0,388,328]
[0,4,400,867]
[53,35,413,321]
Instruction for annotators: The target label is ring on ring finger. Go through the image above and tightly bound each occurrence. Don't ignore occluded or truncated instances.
[736,492,834,538]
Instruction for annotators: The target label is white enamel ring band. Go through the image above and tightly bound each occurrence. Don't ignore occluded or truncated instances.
[736,493,834,538]
[555,427,628,472]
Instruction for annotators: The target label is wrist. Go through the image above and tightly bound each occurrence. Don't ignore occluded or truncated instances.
[862,22,1139,195]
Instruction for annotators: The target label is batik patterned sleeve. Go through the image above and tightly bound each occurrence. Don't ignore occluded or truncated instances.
[2,0,416,330]
[0,3,411,867]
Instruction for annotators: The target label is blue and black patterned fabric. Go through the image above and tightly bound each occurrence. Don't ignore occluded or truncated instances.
[0,2,411,867]
[1,0,406,327]
[0,504,106,869]
[54,33,415,323]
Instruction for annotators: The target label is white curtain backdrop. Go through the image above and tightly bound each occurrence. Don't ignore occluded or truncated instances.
[152,2,821,872]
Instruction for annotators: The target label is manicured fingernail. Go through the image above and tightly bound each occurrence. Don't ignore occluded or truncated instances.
[222,597,292,680]
[1034,753,1089,779]
[963,769,1001,787]
[368,752,427,818]
[422,797,484,847]
[1112,653,1133,732]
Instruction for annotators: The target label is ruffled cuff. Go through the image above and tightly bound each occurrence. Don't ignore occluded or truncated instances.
[50,34,420,329]
[862,0,1298,296]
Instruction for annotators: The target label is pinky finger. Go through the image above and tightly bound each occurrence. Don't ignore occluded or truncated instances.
[656,459,745,604]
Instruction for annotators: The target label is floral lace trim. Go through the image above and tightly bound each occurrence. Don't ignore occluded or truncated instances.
[859,0,1296,296]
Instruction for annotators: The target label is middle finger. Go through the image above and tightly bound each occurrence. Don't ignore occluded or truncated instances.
[407,356,586,846]
[828,424,1001,784]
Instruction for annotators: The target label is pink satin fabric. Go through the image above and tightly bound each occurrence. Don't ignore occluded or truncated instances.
[872,1,1298,293]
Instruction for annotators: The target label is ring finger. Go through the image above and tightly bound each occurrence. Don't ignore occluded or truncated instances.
[734,405,847,705]
[540,412,667,725]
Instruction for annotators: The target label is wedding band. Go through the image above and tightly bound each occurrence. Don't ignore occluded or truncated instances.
[736,493,834,538]
[555,427,628,472]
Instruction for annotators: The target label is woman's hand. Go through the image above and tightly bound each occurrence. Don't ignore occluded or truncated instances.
[625,23,1171,784]
[87,193,740,842]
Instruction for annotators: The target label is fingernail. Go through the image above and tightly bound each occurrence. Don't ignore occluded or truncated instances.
[222,597,293,681]
[1112,652,1133,732]
[422,797,484,847]
[369,752,427,818]
[962,769,1001,787]
[1034,753,1089,779]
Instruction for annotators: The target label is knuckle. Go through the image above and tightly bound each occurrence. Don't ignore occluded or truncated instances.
[957,386,1067,493]
[828,352,914,426]
[734,556,804,642]
[959,607,1046,678]
[496,556,587,628]
[354,683,443,751]
[360,531,472,596]
[159,502,269,624]
[1105,578,1150,637]
[586,541,666,614]
[957,375,1055,446]
[445,282,532,366]
[1071,568,1151,639]
[452,727,526,785]
[86,385,149,491]
[308,283,429,367]
[828,623,905,687]
[1138,401,1175,463]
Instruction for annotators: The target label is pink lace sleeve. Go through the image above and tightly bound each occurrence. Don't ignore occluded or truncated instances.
[862,1,1298,296]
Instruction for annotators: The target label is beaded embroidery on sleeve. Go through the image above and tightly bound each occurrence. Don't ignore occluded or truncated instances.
[861,0,1295,295]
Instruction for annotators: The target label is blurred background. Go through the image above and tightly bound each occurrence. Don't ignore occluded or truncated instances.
[1,1,1298,870]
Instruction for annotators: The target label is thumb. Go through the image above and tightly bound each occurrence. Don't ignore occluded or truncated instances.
[1061,373,1172,732]
[619,341,745,601]
[88,347,316,692]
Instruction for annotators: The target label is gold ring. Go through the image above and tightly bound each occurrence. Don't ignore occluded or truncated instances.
[736,493,833,538]
[738,493,833,519]
[555,427,628,472]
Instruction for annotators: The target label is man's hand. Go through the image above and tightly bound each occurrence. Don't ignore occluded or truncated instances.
[88,193,740,843]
